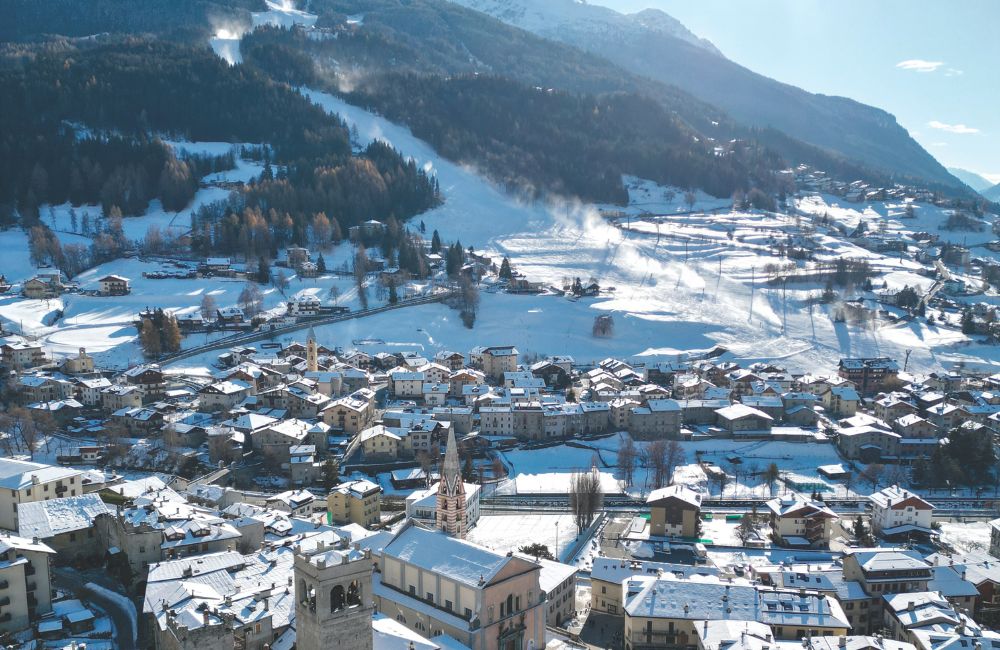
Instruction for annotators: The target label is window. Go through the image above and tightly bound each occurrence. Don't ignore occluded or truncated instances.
[70,533,77,542]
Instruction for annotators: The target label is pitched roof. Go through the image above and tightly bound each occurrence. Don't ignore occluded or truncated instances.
[17,493,110,538]
[646,484,702,508]
[383,523,534,588]
[0,458,82,491]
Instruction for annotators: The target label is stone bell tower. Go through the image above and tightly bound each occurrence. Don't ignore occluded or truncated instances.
[294,541,373,650]
[306,326,319,373]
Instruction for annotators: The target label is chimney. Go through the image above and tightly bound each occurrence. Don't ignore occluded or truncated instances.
[203,610,210,626]
[838,637,847,649]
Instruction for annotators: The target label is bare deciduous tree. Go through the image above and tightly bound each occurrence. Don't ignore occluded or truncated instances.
[238,282,263,317]
[273,270,290,295]
[735,505,763,546]
[664,440,686,486]
[354,244,369,310]
[763,462,781,496]
[617,436,638,487]
[570,467,604,534]
[861,463,884,490]
[200,294,217,322]
[643,440,667,490]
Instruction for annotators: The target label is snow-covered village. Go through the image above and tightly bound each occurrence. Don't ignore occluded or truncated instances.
[3,0,1000,649]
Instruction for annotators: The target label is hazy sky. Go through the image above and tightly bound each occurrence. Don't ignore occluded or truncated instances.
[592,0,999,184]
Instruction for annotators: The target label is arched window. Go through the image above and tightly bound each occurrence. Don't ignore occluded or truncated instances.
[347,580,362,607]
[506,594,513,616]
[331,585,346,611]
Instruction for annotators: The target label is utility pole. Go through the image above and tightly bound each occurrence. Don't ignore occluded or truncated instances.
[749,266,755,322]
[903,349,912,373]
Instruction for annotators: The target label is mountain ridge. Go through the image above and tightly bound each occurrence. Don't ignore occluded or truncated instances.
[948,167,996,194]
[445,0,963,192]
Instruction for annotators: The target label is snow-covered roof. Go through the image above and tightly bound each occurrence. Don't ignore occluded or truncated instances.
[764,495,836,519]
[870,485,933,511]
[715,403,773,421]
[848,549,930,573]
[0,458,82,491]
[383,523,534,589]
[646,484,702,508]
[17,493,110,538]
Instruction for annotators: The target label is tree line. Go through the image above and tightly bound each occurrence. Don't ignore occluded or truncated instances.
[343,73,785,204]
[1,37,439,268]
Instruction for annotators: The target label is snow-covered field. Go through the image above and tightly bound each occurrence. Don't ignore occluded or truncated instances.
[467,513,576,559]
[294,88,993,376]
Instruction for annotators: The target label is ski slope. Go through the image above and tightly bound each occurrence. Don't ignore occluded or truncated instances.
[294,88,990,375]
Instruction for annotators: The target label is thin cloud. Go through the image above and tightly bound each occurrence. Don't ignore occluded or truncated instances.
[896,59,944,72]
[944,67,964,77]
[928,120,980,135]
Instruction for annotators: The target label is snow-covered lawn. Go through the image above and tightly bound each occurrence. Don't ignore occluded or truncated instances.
[467,513,577,560]
[938,520,992,554]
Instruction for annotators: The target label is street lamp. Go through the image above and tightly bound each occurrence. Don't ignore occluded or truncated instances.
[555,521,560,562]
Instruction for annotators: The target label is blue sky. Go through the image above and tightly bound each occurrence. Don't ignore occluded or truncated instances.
[593,0,999,184]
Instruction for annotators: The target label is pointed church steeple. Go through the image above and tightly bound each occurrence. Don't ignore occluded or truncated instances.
[436,428,467,538]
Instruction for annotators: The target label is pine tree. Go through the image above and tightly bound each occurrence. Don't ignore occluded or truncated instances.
[322,459,340,490]
[499,256,513,280]
[317,253,326,273]
[962,308,976,334]
[431,230,441,254]
[388,282,398,305]
[256,256,271,284]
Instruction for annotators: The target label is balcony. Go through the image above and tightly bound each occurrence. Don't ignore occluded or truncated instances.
[0,597,8,606]
[25,564,36,576]
[630,631,687,648]
[0,580,7,590]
